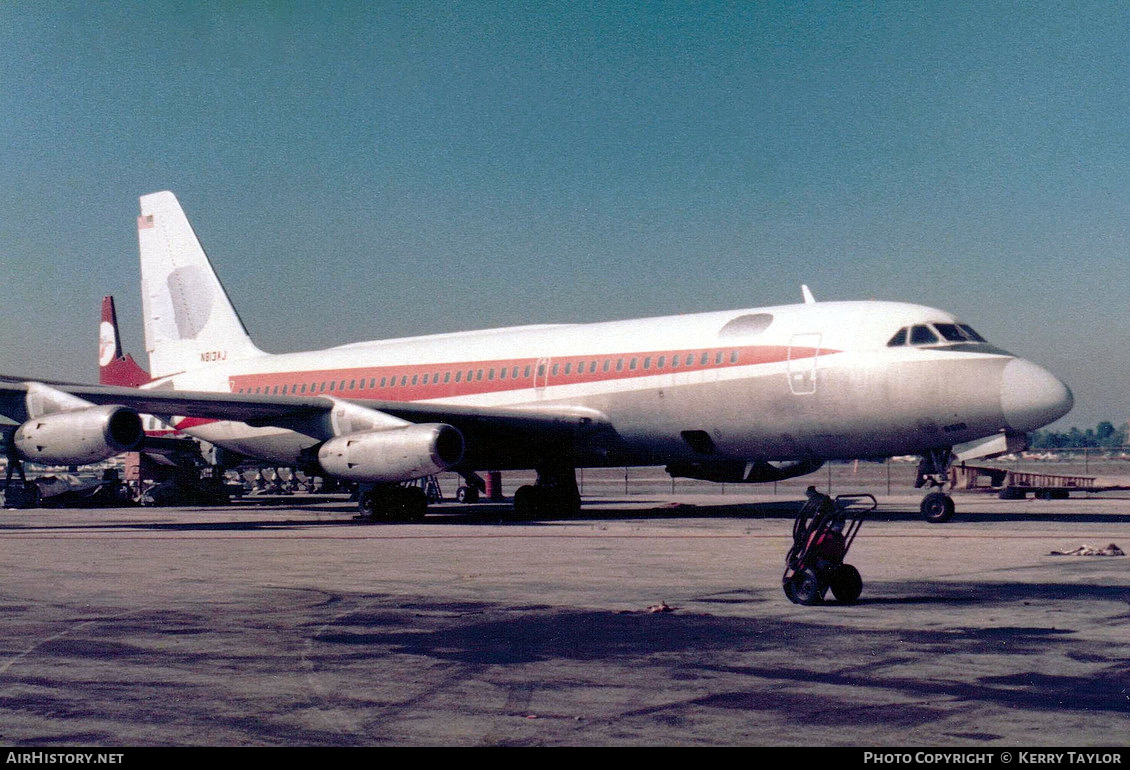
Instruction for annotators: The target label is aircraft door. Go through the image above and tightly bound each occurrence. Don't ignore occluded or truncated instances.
[533,357,551,397]
[787,333,821,395]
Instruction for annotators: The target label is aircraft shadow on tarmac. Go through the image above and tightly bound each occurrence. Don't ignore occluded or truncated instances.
[305,586,1130,718]
[6,495,1130,532]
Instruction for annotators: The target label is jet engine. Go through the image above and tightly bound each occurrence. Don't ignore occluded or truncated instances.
[13,405,144,465]
[665,458,824,483]
[317,423,464,482]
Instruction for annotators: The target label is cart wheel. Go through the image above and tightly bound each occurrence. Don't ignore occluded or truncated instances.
[920,492,955,524]
[782,576,800,604]
[789,568,825,605]
[830,564,863,603]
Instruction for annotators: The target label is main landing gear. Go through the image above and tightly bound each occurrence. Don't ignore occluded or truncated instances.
[512,463,581,519]
[915,448,955,523]
[1,451,38,509]
[357,483,428,523]
[455,471,486,503]
[782,490,875,605]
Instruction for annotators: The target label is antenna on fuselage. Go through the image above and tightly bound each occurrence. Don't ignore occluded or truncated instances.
[801,285,816,304]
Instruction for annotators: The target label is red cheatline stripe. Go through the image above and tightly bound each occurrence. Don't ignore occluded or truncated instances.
[227,344,836,401]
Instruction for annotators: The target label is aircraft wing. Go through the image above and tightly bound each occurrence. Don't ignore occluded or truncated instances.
[0,376,621,469]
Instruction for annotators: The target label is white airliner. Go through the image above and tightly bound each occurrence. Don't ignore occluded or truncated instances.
[0,191,1073,523]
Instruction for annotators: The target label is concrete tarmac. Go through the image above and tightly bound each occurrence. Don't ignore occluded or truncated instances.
[0,491,1126,747]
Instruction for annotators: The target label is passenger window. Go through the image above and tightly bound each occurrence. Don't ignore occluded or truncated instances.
[512,366,519,378]
[730,350,738,363]
[643,357,651,370]
[657,355,665,368]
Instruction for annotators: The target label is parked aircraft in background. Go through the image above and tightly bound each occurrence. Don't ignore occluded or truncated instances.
[0,191,1073,522]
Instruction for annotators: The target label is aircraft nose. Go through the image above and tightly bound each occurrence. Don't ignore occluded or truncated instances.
[1000,358,1073,432]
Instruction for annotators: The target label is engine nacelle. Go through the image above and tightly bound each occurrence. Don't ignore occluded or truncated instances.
[13,405,144,465]
[665,458,824,483]
[317,423,464,482]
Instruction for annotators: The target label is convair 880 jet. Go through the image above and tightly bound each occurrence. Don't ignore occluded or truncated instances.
[0,192,1072,523]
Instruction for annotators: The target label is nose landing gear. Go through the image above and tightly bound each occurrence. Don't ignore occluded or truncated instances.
[916,448,956,523]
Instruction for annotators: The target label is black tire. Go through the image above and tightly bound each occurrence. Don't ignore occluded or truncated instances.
[358,489,379,518]
[830,564,863,603]
[790,568,825,605]
[403,487,428,522]
[782,576,800,604]
[512,485,538,519]
[920,491,955,523]
[455,485,480,504]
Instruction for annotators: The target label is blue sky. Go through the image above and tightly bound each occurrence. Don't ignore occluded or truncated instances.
[2,1,1128,429]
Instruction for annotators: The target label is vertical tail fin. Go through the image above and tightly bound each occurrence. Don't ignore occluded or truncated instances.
[137,191,262,379]
[99,296,151,387]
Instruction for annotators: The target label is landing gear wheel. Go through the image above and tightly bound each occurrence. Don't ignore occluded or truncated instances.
[789,568,825,605]
[358,489,379,519]
[829,564,863,603]
[512,485,539,520]
[456,485,479,504]
[358,487,428,522]
[920,491,955,524]
[399,487,428,523]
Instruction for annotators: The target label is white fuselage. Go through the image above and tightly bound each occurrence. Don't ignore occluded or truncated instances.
[150,299,1072,473]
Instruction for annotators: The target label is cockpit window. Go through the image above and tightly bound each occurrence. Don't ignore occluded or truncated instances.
[933,323,966,342]
[935,322,988,342]
[888,322,990,348]
[958,324,986,342]
[887,328,908,347]
[910,325,938,345]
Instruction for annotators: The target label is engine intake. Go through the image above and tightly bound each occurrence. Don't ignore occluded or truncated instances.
[14,405,144,465]
[317,423,464,482]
